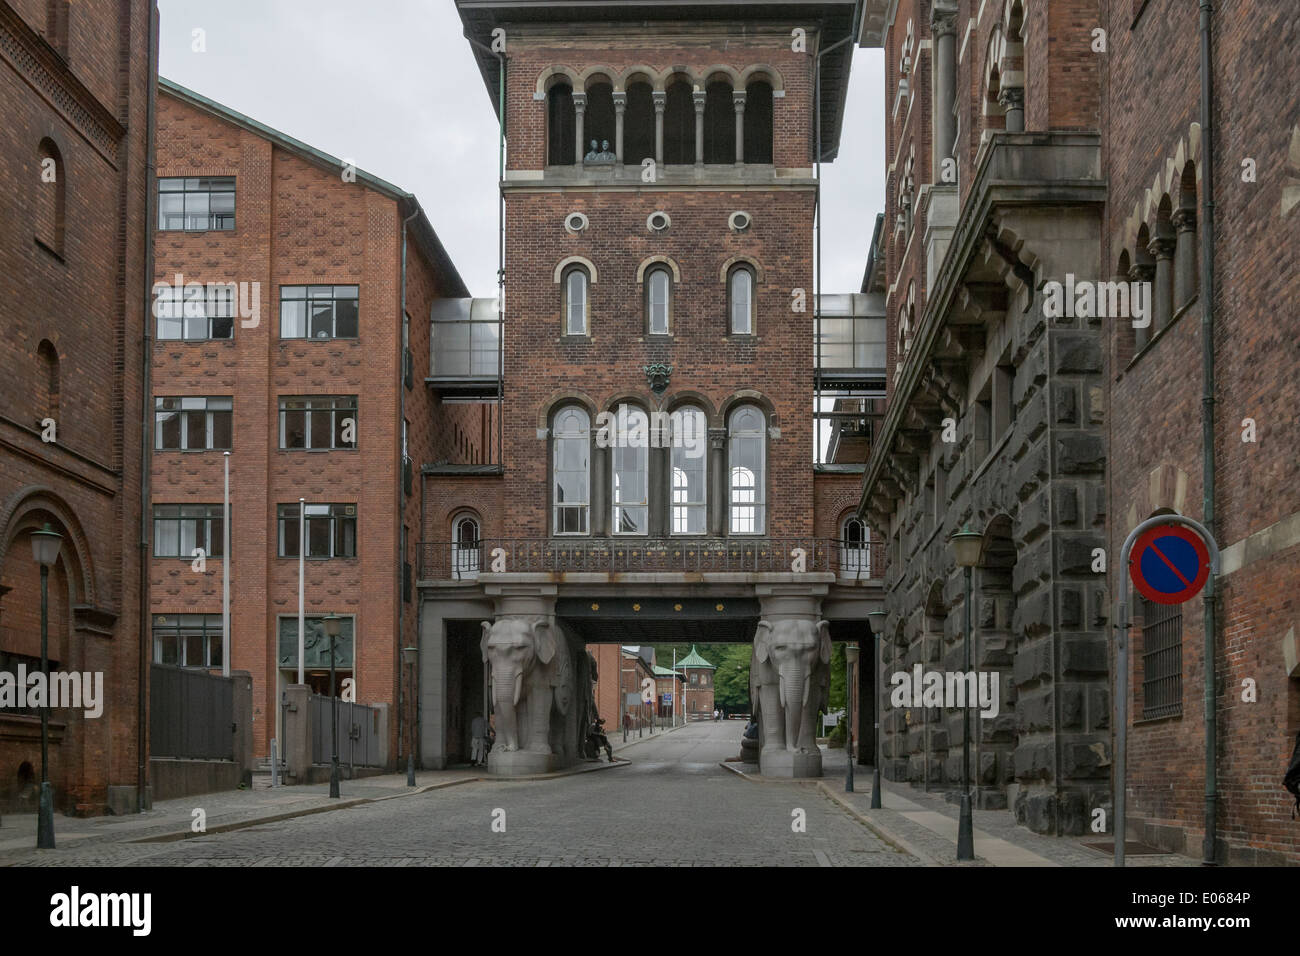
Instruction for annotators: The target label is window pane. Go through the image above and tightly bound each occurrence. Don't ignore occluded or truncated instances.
[207,630,223,667]
[185,633,204,667]
[337,515,356,558]
[649,271,669,333]
[309,404,333,448]
[211,410,232,450]
[310,303,334,339]
[335,403,355,447]
[183,409,207,448]
[158,411,181,449]
[281,299,306,338]
[183,311,209,340]
[567,272,586,334]
[209,512,224,557]
[334,298,358,338]
[184,191,210,229]
[210,314,234,339]
[153,516,174,556]
[307,515,330,557]
[282,407,306,448]
[730,270,752,334]
[280,512,300,557]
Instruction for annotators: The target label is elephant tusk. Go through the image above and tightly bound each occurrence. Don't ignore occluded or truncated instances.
[513,672,523,708]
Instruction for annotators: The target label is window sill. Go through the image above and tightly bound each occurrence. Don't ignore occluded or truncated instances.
[156,338,236,346]
[278,338,360,345]
[278,447,359,453]
[155,447,234,453]
[1133,710,1182,726]
[727,334,759,342]
[276,556,359,562]
[1120,295,1196,378]
[971,429,1014,483]
[157,227,237,235]
[558,334,591,343]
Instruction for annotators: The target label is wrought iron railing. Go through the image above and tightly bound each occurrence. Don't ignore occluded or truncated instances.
[419,537,886,580]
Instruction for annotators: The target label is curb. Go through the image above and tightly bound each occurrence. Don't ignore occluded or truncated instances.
[612,721,691,753]
[815,783,938,866]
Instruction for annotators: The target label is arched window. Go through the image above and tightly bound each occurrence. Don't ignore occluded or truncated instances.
[663,78,695,165]
[670,406,707,534]
[553,406,590,534]
[548,81,576,166]
[624,81,655,165]
[840,516,870,577]
[703,80,734,165]
[35,139,64,254]
[584,80,616,159]
[744,80,774,164]
[563,265,589,335]
[646,266,671,334]
[37,339,59,421]
[611,406,649,535]
[728,405,766,534]
[728,265,755,335]
[452,514,481,579]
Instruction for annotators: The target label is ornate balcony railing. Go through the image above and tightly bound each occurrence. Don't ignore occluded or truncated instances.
[418,537,886,581]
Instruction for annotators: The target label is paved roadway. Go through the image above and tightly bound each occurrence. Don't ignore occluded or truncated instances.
[8,721,917,867]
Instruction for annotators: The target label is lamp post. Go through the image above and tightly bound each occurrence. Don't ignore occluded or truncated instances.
[322,612,342,798]
[845,644,859,793]
[30,523,62,849]
[950,525,984,862]
[403,645,418,787]
[867,608,886,809]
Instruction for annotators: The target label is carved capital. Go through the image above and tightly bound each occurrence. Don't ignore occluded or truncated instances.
[612,92,627,111]
[1128,262,1156,283]
[997,86,1025,112]
[732,91,747,112]
[572,92,587,113]
[1172,207,1197,233]
[693,91,707,112]
[652,91,667,112]
[930,1,960,40]
[1148,236,1176,261]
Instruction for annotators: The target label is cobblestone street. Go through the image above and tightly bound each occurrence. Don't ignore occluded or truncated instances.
[4,722,918,867]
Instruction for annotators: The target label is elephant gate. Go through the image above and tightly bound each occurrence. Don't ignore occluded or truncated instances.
[439,581,878,779]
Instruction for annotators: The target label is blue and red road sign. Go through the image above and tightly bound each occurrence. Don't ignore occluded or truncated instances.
[1129,524,1211,605]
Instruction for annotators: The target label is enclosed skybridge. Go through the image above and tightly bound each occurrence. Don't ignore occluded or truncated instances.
[815,293,886,466]
[429,297,502,400]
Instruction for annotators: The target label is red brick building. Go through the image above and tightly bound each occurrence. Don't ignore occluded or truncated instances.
[0,0,155,815]
[678,645,716,719]
[149,80,473,764]
[417,1,885,773]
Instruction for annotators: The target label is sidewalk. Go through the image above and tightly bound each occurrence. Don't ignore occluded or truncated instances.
[0,755,624,861]
[729,745,1200,868]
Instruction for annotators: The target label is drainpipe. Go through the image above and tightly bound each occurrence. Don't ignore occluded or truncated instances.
[398,203,418,771]
[1198,0,1219,866]
[137,1,159,815]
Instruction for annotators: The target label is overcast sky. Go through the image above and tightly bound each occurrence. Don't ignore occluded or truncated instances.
[157,0,885,298]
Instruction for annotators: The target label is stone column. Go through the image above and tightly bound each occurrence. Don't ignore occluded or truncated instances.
[753,586,832,778]
[613,91,627,165]
[708,427,727,536]
[930,1,959,167]
[998,86,1025,132]
[573,92,587,164]
[732,90,746,165]
[1172,207,1198,310]
[1129,260,1156,351]
[653,92,666,167]
[693,90,706,166]
[1150,234,1176,332]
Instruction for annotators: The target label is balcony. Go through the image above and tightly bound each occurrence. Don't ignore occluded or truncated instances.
[419,537,886,581]
[428,297,501,399]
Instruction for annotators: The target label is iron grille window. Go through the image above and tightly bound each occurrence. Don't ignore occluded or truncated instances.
[155,396,233,450]
[1140,597,1183,719]
[154,283,235,340]
[153,504,225,559]
[278,396,357,449]
[152,613,223,668]
[277,503,357,558]
[279,285,359,340]
[0,651,58,715]
[158,177,235,231]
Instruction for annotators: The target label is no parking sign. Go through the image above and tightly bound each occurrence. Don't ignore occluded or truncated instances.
[1129,523,1212,605]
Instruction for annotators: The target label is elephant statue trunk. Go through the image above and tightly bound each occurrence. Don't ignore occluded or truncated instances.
[780,665,808,751]
[491,669,522,751]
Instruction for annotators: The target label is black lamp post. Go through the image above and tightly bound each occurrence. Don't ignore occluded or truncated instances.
[402,645,418,786]
[322,612,342,798]
[30,522,62,849]
[949,525,984,862]
[867,608,886,809]
[845,644,859,792]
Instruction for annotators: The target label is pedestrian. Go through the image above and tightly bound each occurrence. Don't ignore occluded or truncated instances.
[470,713,485,766]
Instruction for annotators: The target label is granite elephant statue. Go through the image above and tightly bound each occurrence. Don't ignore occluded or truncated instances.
[481,618,574,756]
[750,619,831,757]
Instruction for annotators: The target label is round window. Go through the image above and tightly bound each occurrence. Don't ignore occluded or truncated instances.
[729,210,753,232]
[646,211,671,233]
[564,212,589,234]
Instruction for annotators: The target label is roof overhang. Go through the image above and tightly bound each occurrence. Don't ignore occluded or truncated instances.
[456,0,861,161]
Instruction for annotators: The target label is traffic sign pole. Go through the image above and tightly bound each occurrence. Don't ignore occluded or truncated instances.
[1113,514,1219,867]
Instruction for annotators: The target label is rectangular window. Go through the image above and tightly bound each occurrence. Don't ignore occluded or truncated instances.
[158,177,235,231]
[155,283,235,340]
[153,504,225,559]
[277,503,357,559]
[278,396,357,450]
[0,651,57,715]
[155,396,233,450]
[280,285,359,340]
[993,363,1016,437]
[152,613,223,668]
[1140,598,1183,719]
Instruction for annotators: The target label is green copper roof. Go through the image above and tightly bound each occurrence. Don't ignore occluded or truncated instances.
[652,664,680,677]
[675,645,715,670]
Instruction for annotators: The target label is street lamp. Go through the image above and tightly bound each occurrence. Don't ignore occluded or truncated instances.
[867,608,886,809]
[845,644,859,793]
[322,612,342,798]
[402,645,418,787]
[950,525,984,862]
[30,522,62,849]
